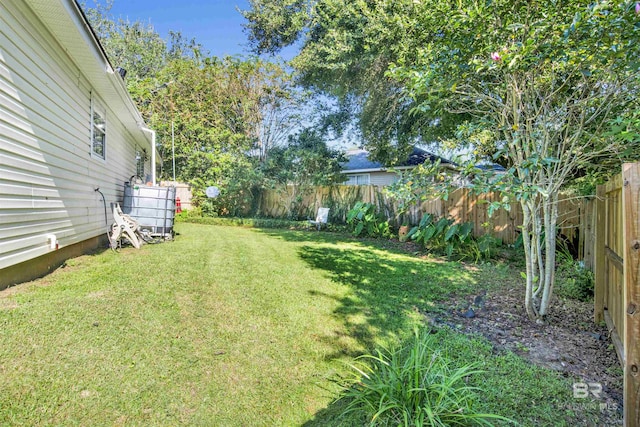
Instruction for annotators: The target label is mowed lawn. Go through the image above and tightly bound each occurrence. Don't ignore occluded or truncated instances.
[0,223,594,426]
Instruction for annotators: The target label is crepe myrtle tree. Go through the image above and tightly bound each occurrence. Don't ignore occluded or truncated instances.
[390,0,640,321]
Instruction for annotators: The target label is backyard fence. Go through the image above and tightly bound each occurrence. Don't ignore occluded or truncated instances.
[250,173,640,421]
[160,181,193,210]
[593,162,640,426]
[256,185,590,247]
[417,188,590,248]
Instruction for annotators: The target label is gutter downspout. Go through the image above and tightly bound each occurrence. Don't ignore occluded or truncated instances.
[140,127,157,185]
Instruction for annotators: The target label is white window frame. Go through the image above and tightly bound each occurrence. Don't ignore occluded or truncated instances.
[346,173,370,185]
[136,149,147,180]
[90,94,106,160]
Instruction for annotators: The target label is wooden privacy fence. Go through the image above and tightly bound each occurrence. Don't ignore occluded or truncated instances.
[417,188,590,247]
[258,175,639,422]
[160,181,193,210]
[593,162,640,426]
[257,185,589,246]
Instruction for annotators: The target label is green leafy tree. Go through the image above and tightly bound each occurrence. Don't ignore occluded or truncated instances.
[388,0,640,320]
[245,0,640,321]
[241,62,306,163]
[82,0,201,93]
[83,2,306,216]
[260,128,345,218]
[242,0,435,164]
[143,58,280,215]
[384,160,452,225]
[145,57,299,215]
[150,58,298,165]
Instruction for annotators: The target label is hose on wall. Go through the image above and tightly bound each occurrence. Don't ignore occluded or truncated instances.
[94,187,111,246]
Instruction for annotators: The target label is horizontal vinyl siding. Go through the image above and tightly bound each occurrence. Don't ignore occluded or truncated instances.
[0,1,145,270]
[369,172,398,187]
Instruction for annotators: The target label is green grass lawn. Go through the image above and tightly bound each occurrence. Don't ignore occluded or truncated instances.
[0,224,598,426]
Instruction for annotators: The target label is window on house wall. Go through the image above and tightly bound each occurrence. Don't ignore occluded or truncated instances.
[136,150,146,180]
[346,174,370,185]
[91,95,106,159]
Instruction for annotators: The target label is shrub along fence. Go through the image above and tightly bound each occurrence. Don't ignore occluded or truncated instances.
[255,185,590,247]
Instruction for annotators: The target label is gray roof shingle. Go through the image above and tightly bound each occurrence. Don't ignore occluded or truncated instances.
[342,147,453,171]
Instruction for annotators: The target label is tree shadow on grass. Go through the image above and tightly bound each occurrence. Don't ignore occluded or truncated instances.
[257,228,358,245]
[257,228,485,355]
[297,244,480,359]
[302,396,364,427]
[257,229,490,425]
[256,228,423,257]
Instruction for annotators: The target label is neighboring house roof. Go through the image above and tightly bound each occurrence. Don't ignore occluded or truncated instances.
[476,163,507,173]
[342,147,454,173]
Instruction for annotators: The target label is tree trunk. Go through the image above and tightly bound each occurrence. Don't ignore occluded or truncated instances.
[521,192,559,321]
[539,193,558,317]
[521,201,539,320]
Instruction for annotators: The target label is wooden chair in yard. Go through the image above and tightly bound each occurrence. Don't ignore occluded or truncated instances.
[308,207,330,231]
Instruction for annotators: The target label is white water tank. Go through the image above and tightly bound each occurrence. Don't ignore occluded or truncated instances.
[122,183,176,237]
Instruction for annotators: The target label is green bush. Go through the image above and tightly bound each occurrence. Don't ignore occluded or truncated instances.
[555,257,594,301]
[475,234,503,260]
[408,214,473,259]
[339,329,510,426]
[406,214,503,261]
[177,215,351,232]
[179,216,301,229]
[174,207,205,222]
[346,202,391,238]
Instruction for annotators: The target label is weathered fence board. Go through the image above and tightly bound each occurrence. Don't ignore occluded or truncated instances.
[594,184,607,324]
[594,162,640,426]
[594,174,626,362]
[257,186,590,247]
[580,200,596,271]
[622,163,640,426]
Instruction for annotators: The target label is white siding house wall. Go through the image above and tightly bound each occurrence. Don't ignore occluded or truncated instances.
[369,172,398,187]
[0,0,152,271]
[344,171,399,187]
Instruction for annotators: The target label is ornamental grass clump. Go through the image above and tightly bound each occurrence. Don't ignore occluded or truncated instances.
[340,329,511,426]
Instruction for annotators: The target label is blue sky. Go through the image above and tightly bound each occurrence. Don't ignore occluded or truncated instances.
[88,0,342,145]
[93,0,259,58]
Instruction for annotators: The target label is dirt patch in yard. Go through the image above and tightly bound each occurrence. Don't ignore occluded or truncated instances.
[0,299,19,310]
[426,286,623,426]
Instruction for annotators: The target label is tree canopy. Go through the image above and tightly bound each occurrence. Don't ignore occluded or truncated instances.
[388,0,640,319]
[82,1,342,217]
[403,0,640,319]
[243,0,640,168]
[243,0,438,163]
[391,0,640,171]
[245,0,640,320]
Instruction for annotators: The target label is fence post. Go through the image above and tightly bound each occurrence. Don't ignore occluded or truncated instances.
[594,184,606,324]
[623,162,640,427]
[581,199,595,270]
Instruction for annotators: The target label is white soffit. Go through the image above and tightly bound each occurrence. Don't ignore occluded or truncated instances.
[23,0,151,150]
